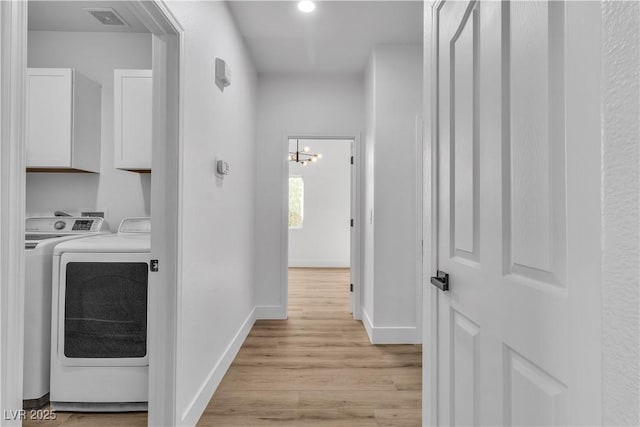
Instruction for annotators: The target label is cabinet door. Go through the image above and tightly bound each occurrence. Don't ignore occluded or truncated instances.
[114,70,152,171]
[26,69,73,168]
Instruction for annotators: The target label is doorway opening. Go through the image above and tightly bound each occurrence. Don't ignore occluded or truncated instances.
[1,1,183,426]
[285,137,360,321]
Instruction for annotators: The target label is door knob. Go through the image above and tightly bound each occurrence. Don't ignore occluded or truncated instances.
[430,270,449,291]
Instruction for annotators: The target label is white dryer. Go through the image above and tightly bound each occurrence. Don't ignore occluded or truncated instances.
[50,217,151,412]
[24,216,109,409]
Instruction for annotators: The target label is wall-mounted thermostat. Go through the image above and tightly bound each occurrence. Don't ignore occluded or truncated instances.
[216,159,230,177]
[215,58,231,91]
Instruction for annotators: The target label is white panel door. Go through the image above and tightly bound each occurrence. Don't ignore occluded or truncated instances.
[432,1,602,425]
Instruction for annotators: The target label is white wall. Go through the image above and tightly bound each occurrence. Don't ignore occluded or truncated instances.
[601,1,640,425]
[362,44,422,343]
[288,139,351,268]
[164,2,258,425]
[254,74,364,314]
[26,31,152,230]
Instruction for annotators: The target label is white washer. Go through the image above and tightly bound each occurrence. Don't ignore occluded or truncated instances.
[50,217,151,412]
[24,216,109,409]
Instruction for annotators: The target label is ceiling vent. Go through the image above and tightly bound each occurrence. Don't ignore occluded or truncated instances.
[84,8,128,27]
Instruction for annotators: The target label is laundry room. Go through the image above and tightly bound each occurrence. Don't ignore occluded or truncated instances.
[25,1,153,228]
[22,0,156,418]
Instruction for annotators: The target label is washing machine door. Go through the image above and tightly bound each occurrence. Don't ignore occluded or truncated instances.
[55,252,150,367]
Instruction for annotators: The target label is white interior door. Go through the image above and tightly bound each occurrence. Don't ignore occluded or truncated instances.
[432,1,602,425]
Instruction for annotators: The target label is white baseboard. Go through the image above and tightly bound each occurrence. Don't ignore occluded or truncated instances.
[179,308,256,426]
[362,306,420,344]
[362,306,375,342]
[288,259,349,268]
[255,305,286,320]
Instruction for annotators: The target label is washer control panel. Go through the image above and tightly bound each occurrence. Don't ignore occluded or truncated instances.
[26,217,105,233]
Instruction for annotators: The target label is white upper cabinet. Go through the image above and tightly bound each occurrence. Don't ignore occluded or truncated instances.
[26,68,101,172]
[114,69,152,172]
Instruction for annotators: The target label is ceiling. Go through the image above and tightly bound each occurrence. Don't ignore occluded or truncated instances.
[227,1,423,74]
[28,1,149,33]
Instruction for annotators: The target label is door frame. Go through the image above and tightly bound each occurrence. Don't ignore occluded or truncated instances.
[423,1,443,426]
[127,2,183,425]
[0,1,183,426]
[0,1,28,424]
[281,132,363,320]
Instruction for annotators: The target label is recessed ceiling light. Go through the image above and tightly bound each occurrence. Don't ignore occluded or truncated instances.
[297,1,316,13]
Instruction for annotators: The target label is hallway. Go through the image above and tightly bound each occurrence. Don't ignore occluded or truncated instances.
[21,269,420,427]
[197,268,422,426]
[0,1,637,425]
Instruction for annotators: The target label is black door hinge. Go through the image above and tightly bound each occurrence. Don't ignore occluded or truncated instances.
[150,259,159,272]
[350,283,353,292]
[350,218,354,227]
[350,156,354,165]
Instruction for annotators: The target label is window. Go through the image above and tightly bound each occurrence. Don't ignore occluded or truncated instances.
[289,176,304,228]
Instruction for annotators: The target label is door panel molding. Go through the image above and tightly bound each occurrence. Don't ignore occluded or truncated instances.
[503,345,568,426]
[504,0,567,289]
[449,0,480,266]
[451,309,480,427]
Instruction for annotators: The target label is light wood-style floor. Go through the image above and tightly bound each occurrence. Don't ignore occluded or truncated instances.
[198,268,422,426]
[24,268,421,426]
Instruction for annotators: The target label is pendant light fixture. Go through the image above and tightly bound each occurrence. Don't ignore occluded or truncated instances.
[288,139,322,166]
